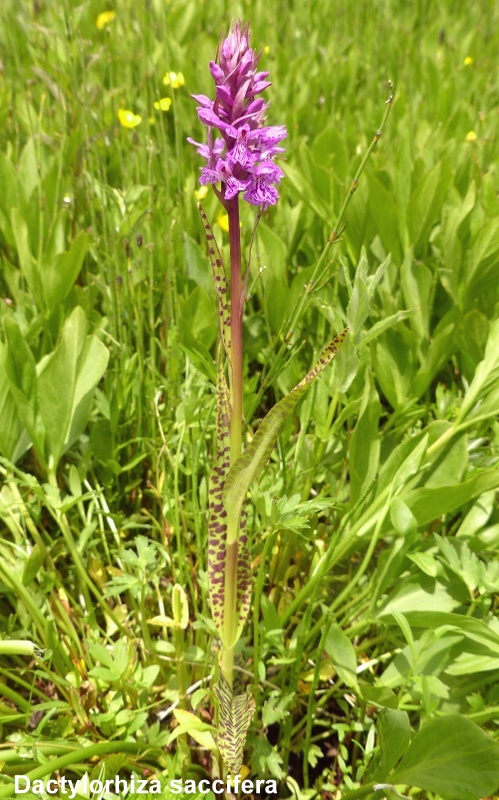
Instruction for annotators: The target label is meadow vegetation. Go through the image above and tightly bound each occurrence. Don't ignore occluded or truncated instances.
[0,1,498,798]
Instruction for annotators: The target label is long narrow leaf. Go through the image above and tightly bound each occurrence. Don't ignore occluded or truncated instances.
[223,329,348,547]
[208,356,251,644]
[198,203,231,362]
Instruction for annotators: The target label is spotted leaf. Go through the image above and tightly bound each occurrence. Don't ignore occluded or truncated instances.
[208,355,252,645]
[223,329,348,544]
[215,672,255,776]
[198,203,231,362]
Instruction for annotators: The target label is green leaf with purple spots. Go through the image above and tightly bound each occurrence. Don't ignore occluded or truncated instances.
[215,672,255,776]
[198,203,231,362]
[223,329,348,549]
[208,355,252,645]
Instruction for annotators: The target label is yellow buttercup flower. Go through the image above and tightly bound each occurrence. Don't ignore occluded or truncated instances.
[118,108,142,129]
[217,211,229,233]
[96,10,116,29]
[463,56,474,66]
[154,97,172,112]
[466,131,477,142]
[195,186,209,201]
[163,71,185,89]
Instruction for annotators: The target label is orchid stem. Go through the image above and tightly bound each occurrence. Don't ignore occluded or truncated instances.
[219,196,244,692]
[228,196,243,464]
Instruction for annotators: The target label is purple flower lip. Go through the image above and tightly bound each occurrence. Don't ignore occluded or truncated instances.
[189,20,287,209]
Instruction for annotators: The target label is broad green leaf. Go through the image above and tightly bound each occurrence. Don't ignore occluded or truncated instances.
[215,673,255,776]
[348,375,380,504]
[390,497,417,536]
[445,651,499,676]
[407,159,453,256]
[401,612,499,653]
[406,551,438,577]
[0,342,31,462]
[43,230,89,313]
[256,223,289,331]
[346,251,372,338]
[377,575,463,620]
[400,253,432,341]
[10,207,43,304]
[390,715,499,800]
[373,330,414,408]
[184,233,214,291]
[423,426,467,487]
[223,330,347,550]
[37,307,87,469]
[178,285,218,351]
[37,307,109,470]
[18,137,39,202]
[405,468,499,525]
[256,223,288,287]
[411,318,456,399]
[169,708,216,750]
[312,123,349,180]
[358,309,413,348]
[283,161,328,221]
[457,489,495,539]
[376,708,411,777]
[324,623,358,690]
[3,316,45,461]
[64,333,110,452]
[464,218,499,301]
[455,310,489,380]
[441,180,476,301]
[456,317,499,426]
[377,432,429,497]
[0,151,18,244]
[367,172,402,264]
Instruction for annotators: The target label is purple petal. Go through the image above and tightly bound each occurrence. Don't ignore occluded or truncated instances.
[215,85,234,108]
[191,94,213,108]
[244,176,279,208]
[209,61,225,83]
[198,108,228,130]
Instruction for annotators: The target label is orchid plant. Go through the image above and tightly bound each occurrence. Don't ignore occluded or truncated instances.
[189,22,347,775]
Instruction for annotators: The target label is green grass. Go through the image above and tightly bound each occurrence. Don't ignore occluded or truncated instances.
[0,0,498,798]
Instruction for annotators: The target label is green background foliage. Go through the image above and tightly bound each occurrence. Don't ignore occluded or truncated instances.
[0,0,498,798]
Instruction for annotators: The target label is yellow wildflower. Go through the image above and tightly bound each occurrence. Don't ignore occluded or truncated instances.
[154,97,172,112]
[118,109,142,129]
[263,45,270,55]
[217,211,229,233]
[96,10,116,29]
[195,186,209,201]
[163,71,185,89]
[466,131,477,142]
[463,56,474,66]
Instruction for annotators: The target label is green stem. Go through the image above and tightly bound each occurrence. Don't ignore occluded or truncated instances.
[219,196,244,692]
[228,196,243,464]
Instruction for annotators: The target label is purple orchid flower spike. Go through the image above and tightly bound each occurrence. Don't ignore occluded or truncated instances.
[191,23,290,776]
[188,20,287,209]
